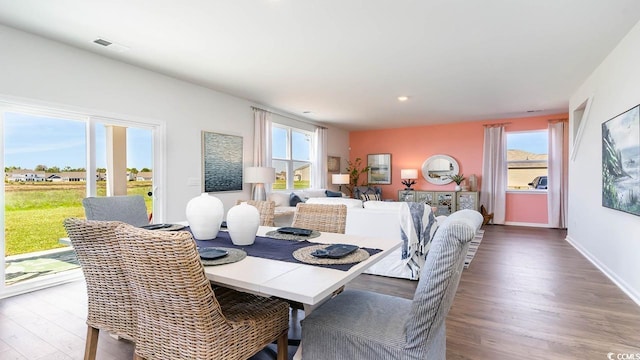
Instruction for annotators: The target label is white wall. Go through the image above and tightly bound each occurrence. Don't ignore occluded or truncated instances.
[569,20,640,304]
[0,25,349,221]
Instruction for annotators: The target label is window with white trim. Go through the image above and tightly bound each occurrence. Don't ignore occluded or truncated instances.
[507,130,548,190]
[271,123,314,190]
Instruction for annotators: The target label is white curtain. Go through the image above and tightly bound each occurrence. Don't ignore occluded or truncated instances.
[479,125,507,224]
[548,121,567,228]
[253,108,271,167]
[313,127,328,188]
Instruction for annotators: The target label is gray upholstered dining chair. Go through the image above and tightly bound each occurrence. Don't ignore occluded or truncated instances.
[114,223,290,360]
[292,203,347,234]
[82,195,150,227]
[63,218,136,360]
[300,210,483,360]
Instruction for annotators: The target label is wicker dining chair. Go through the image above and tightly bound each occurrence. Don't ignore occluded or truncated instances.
[63,218,136,360]
[236,199,276,227]
[291,203,347,234]
[114,224,289,360]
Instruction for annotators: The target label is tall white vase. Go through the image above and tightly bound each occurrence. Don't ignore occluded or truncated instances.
[185,193,224,240]
[226,202,260,246]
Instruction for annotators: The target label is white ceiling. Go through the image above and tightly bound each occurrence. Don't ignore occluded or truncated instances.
[1,1,640,131]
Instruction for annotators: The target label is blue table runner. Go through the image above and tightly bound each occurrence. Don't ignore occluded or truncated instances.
[190,228,382,271]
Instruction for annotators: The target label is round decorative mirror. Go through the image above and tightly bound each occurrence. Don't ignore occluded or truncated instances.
[421,155,460,185]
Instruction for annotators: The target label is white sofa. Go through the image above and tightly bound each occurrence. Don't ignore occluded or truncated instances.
[268,189,348,227]
[347,203,481,280]
[269,194,480,280]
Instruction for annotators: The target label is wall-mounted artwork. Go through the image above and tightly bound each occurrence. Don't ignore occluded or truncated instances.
[602,104,640,216]
[202,131,243,192]
[367,153,391,184]
[327,156,340,172]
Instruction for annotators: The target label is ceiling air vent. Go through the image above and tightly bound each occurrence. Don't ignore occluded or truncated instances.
[91,38,129,53]
[93,38,112,47]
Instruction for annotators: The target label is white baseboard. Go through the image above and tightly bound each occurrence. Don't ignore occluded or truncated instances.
[504,221,551,228]
[565,235,640,307]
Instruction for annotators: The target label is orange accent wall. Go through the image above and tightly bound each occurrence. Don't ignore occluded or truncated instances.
[505,193,548,224]
[349,113,567,225]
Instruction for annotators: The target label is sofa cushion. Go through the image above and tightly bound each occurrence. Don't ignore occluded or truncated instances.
[363,200,405,211]
[307,197,363,208]
[325,190,343,197]
[289,193,304,207]
[298,189,327,199]
[268,192,291,207]
[361,193,381,201]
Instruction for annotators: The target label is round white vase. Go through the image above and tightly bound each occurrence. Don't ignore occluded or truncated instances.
[226,202,260,246]
[185,193,224,240]
[455,185,461,191]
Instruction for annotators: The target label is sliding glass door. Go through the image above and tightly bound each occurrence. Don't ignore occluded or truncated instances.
[1,102,160,297]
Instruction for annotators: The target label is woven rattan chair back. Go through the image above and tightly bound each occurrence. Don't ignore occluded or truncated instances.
[292,203,347,234]
[63,218,136,360]
[236,200,275,227]
[114,224,289,360]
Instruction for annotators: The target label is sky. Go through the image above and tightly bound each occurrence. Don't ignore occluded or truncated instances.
[507,130,548,154]
[272,126,311,160]
[3,112,152,170]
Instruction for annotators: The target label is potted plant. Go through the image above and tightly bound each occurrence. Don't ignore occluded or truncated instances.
[449,174,465,191]
[344,157,371,198]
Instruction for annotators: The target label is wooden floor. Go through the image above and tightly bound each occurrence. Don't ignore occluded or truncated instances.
[2,225,639,359]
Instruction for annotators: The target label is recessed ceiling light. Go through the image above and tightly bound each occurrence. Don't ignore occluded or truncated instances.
[397,96,410,102]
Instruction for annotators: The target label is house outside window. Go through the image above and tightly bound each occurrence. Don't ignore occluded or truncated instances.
[507,130,548,190]
[272,123,313,190]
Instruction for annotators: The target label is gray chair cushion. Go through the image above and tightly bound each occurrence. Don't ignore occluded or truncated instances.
[301,289,412,360]
[82,195,149,227]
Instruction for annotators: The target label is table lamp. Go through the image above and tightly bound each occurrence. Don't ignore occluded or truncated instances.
[331,173,350,192]
[245,166,275,201]
[401,169,418,190]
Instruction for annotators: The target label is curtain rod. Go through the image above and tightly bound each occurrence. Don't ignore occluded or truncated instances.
[548,118,568,123]
[483,122,511,127]
[251,106,328,129]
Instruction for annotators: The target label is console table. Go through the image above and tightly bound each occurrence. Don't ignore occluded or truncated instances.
[398,190,479,216]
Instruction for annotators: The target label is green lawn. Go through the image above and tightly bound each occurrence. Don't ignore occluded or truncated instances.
[272,179,310,190]
[4,181,152,256]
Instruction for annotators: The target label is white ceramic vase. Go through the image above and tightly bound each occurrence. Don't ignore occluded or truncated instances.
[455,184,461,191]
[226,202,260,246]
[185,193,224,240]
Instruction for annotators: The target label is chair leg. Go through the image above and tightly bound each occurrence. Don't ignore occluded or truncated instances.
[84,326,99,360]
[276,329,288,360]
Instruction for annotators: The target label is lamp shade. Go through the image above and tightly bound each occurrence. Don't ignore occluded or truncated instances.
[401,169,418,179]
[245,167,275,184]
[332,174,350,185]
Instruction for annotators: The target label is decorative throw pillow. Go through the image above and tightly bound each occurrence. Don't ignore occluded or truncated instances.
[325,190,343,197]
[289,193,304,207]
[360,193,381,202]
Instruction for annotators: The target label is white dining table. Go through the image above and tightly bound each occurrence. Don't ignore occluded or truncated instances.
[200,226,402,309]
[200,226,401,360]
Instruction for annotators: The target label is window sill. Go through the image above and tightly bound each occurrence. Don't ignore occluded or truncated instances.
[506,189,548,194]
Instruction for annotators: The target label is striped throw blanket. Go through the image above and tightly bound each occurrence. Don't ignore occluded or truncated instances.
[400,202,438,279]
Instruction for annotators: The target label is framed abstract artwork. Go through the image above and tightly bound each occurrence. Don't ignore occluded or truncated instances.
[602,104,640,216]
[367,153,391,184]
[202,131,243,192]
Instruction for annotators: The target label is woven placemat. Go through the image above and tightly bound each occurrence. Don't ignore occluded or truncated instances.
[265,230,321,241]
[200,247,246,266]
[292,245,369,265]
